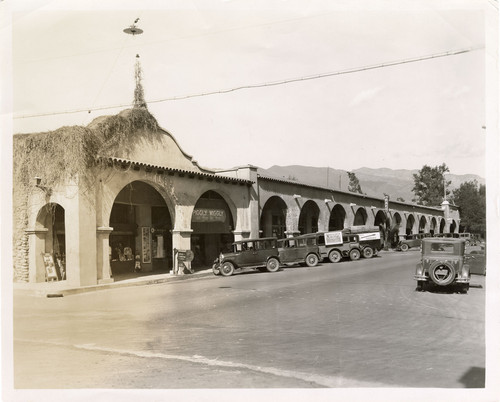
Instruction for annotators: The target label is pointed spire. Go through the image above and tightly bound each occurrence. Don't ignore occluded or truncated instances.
[134,54,147,109]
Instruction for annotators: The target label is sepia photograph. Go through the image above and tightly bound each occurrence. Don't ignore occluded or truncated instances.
[1,0,499,401]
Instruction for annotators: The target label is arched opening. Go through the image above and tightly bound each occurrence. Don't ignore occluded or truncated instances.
[298,200,320,234]
[439,218,446,233]
[260,196,287,238]
[374,210,387,246]
[35,203,66,281]
[109,181,172,278]
[389,212,402,247]
[406,214,415,236]
[374,210,386,228]
[353,207,367,226]
[449,220,457,233]
[430,217,437,235]
[328,204,346,230]
[419,216,427,233]
[191,190,234,268]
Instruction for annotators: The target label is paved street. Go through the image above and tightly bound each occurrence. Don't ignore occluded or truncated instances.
[13,251,486,391]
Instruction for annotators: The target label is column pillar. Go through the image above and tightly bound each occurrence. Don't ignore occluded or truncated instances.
[97,226,114,284]
[171,229,192,275]
[26,228,48,283]
[346,204,357,227]
[233,230,251,242]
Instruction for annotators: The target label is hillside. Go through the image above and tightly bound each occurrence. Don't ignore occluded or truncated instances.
[260,165,485,202]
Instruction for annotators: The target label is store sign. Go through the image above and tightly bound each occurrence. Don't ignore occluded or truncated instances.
[192,208,226,223]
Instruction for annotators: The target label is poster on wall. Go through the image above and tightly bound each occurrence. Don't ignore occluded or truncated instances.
[42,253,58,281]
[141,227,151,264]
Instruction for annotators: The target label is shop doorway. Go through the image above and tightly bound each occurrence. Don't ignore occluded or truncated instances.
[328,204,346,230]
[191,191,234,269]
[260,196,287,238]
[406,214,416,235]
[109,181,172,279]
[34,203,66,282]
[298,200,319,234]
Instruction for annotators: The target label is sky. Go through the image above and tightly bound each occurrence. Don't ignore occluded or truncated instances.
[2,0,497,178]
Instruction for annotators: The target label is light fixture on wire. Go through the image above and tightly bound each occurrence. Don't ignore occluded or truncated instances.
[123,18,143,36]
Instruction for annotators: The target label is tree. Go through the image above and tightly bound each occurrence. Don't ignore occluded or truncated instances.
[347,172,363,194]
[411,163,451,206]
[451,181,486,235]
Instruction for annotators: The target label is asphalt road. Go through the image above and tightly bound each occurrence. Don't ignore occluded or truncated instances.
[13,250,486,391]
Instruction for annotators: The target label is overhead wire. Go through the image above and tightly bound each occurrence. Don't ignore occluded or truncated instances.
[13,46,484,120]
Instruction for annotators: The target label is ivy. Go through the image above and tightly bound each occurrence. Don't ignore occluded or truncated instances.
[13,107,161,196]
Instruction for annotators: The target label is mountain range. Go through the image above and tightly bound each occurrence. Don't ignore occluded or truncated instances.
[259,165,485,202]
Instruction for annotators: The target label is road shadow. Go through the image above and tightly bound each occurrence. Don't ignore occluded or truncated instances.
[458,366,485,388]
[415,284,472,294]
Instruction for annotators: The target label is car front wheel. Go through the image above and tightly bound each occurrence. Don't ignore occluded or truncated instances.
[220,262,235,277]
[305,253,319,267]
[266,257,280,272]
[400,243,409,252]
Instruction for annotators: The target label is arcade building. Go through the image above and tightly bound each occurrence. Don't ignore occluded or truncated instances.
[12,105,460,288]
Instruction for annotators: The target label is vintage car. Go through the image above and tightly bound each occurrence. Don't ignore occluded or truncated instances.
[467,245,486,275]
[212,237,280,277]
[277,236,321,267]
[344,226,384,258]
[457,232,478,246]
[398,233,427,252]
[414,238,470,293]
[298,232,362,263]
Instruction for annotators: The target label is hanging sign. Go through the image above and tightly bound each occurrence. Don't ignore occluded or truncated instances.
[192,209,226,223]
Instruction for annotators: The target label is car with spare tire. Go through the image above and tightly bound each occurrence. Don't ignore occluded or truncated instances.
[212,237,280,277]
[414,238,470,293]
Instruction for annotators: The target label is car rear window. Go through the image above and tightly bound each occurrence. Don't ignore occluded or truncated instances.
[430,243,456,253]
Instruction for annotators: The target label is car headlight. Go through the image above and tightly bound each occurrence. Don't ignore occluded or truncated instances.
[220,254,225,262]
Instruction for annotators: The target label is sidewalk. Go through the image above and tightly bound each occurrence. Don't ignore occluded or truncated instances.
[12,249,403,298]
[13,268,214,298]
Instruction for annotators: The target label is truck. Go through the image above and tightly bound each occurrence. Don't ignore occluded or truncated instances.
[342,226,384,258]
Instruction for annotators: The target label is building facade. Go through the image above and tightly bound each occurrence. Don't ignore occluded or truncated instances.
[13,108,460,287]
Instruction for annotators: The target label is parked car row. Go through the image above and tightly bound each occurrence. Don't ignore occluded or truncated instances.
[398,232,481,251]
[212,227,384,277]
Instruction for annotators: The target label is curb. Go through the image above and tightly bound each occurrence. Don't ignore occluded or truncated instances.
[14,270,214,298]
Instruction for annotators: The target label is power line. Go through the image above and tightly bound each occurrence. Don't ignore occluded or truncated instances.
[14,46,484,120]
